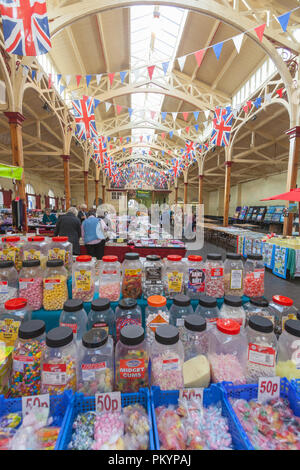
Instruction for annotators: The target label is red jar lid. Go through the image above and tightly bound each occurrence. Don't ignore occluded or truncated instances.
[28,236,45,242]
[188,255,203,262]
[272,295,293,307]
[102,255,118,263]
[167,255,182,262]
[76,255,92,262]
[5,298,27,311]
[147,295,167,308]
[2,236,20,243]
[217,318,240,335]
[52,237,68,242]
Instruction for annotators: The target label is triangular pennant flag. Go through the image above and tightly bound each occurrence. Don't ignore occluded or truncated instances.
[193,111,199,121]
[126,137,130,143]
[169,131,174,138]
[32,70,36,81]
[177,56,186,71]
[232,33,244,53]
[247,100,252,110]
[177,129,182,136]
[172,112,178,121]
[182,112,189,122]
[213,42,223,60]
[48,73,52,88]
[254,24,266,42]
[277,12,291,33]
[243,104,249,114]
[108,73,115,86]
[60,85,66,95]
[107,137,111,142]
[265,92,272,103]
[128,107,133,118]
[161,112,167,121]
[56,73,61,84]
[204,110,210,120]
[147,65,155,80]
[86,75,92,87]
[161,151,165,156]
[162,61,169,75]
[150,110,156,120]
[94,99,100,108]
[194,124,199,132]
[120,137,123,143]
[105,102,112,112]
[37,71,43,82]
[161,133,166,140]
[76,75,82,86]
[96,74,102,85]
[254,97,262,109]
[194,49,205,68]
[120,71,127,84]
[139,135,143,143]
[276,87,284,98]
[22,65,29,78]
[185,127,190,134]
[65,75,72,86]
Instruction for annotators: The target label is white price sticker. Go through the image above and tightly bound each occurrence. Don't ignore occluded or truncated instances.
[95,392,121,413]
[22,393,50,419]
[179,388,204,407]
[258,377,280,403]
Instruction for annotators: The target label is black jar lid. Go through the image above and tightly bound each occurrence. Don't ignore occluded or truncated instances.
[146,255,161,261]
[198,294,217,308]
[118,298,137,310]
[224,295,243,307]
[285,319,300,338]
[207,253,222,261]
[226,253,242,260]
[91,298,110,311]
[63,299,84,312]
[22,260,41,268]
[247,254,263,261]
[0,260,15,269]
[248,315,273,334]
[82,328,108,348]
[124,253,140,261]
[173,294,190,307]
[184,314,206,332]
[18,319,45,340]
[249,297,269,308]
[46,259,64,268]
[155,324,179,345]
[46,326,73,348]
[120,325,144,346]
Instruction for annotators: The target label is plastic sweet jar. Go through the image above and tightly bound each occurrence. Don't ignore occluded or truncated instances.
[243,254,265,298]
[276,319,300,380]
[0,236,23,271]
[41,326,77,394]
[9,319,46,397]
[185,255,206,299]
[245,315,277,383]
[169,294,194,340]
[22,236,48,270]
[150,324,184,391]
[145,295,169,345]
[59,299,88,343]
[195,294,219,325]
[143,255,164,298]
[224,253,244,297]
[164,255,186,299]
[182,315,210,388]
[243,297,274,326]
[19,260,43,311]
[115,325,149,393]
[115,298,142,342]
[0,298,31,348]
[48,236,73,277]
[219,295,246,327]
[268,295,298,337]
[87,298,115,337]
[43,260,68,311]
[99,255,121,302]
[3,298,32,322]
[208,318,247,384]
[121,253,143,299]
[205,254,224,298]
[72,255,95,303]
[77,328,114,396]
[0,261,18,309]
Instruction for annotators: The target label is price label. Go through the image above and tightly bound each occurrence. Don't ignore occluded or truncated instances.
[179,388,204,407]
[258,377,280,403]
[95,392,121,414]
[22,393,50,421]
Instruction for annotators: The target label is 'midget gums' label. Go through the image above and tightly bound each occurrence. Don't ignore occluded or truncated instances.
[119,359,145,379]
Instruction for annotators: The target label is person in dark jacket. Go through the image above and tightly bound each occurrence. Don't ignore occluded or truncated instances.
[77,204,87,224]
[54,206,81,255]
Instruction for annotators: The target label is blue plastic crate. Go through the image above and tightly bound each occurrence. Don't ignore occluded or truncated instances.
[59,388,154,450]
[150,385,249,450]
[0,390,73,450]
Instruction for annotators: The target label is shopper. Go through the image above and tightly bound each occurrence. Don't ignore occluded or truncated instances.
[82,207,107,259]
[54,206,81,255]
[104,211,112,231]
[42,208,57,225]
[77,204,87,224]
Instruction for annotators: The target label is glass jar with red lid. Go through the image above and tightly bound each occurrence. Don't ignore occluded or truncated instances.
[164,255,186,299]
[0,236,24,271]
[186,255,206,299]
[48,236,73,276]
[205,254,224,298]
[0,298,31,347]
[99,255,121,302]
[268,295,298,337]
[72,255,95,303]
[21,236,48,270]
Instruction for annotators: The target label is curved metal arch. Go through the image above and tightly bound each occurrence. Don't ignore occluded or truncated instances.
[111,142,177,165]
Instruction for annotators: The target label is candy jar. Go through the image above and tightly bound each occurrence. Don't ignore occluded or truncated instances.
[151,324,184,390]
[268,295,298,337]
[115,325,149,392]
[205,254,224,298]
[48,236,73,277]
[0,298,31,347]
[78,328,114,395]
[115,299,142,342]
[245,315,277,383]
[243,255,265,298]
[99,255,121,302]
[19,260,43,311]
[145,295,169,345]
[243,297,274,326]
[1,236,23,271]
[164,255,186,299]
[169,294,194,339]
[276,319,300,380]
[41,326,77,394]
[208,319,247,384]
[0,261,18,309]
[3,298,32,322]
[182,315,210,388]
[219,295,246,327]
[21,236,48,270]
[43,260,68,311]
[224,253,244,297]
[59,299,88,343]
[143,255,164,298]
[9,319,46,397]
[195,295,219,325]
[72,255,95,303]
[185,255,206,299]
[87,298,115,337]
[122,253,143,299]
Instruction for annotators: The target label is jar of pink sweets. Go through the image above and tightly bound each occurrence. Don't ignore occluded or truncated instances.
[205,254,224,298]
[99,255,121,302]
[243,254,265,298]
[19,260,43,311]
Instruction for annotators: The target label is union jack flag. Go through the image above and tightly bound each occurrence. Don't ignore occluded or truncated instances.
[72,96,97,141]
[0,0,51,56]
[185,140,195,157]
[93,136,107,167]
[210,107,233,147]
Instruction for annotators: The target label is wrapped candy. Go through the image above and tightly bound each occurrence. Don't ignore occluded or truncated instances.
[99,282,120,302]
[209,353,246,384]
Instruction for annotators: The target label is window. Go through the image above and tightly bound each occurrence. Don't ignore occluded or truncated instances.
[112,191,122,200]
[48,189,56,209]
[26,184,36,209]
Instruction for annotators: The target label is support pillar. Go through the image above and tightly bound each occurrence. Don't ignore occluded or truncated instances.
[174,179,178,204]
[102,181,106,204]
[183,171,188,205]
[283,126,300,236]
[4,112,27,232]
[83,170,89,208]
[152,191,155,204]
[223,161,232,227]
[95,179,99,206]
[198,174,204,205]
[61,155,71,210]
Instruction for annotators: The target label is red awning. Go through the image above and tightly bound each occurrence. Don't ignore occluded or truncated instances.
[261,188,300,202]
